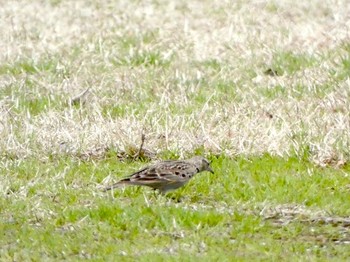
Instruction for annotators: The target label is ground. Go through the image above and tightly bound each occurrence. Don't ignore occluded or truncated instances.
[1,0,350,260]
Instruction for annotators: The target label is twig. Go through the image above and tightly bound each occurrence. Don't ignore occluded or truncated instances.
[70,87,90,105]
[135,133,146,160]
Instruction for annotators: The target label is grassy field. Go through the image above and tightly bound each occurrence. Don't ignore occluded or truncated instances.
[1,0,350,260]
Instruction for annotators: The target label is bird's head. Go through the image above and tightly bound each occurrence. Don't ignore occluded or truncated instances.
[191,156,214,174]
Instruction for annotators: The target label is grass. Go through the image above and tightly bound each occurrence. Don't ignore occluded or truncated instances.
[1,155,350,260]
[1,0,350,260]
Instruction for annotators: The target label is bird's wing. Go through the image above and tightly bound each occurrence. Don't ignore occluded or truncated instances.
[126,161,197,184]
[155,161,198,181]
[103,161,200,191]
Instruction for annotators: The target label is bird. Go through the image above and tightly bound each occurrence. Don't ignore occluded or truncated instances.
[104,156,214,194]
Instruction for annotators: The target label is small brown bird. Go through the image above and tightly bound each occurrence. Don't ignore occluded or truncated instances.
[104,156,214,194]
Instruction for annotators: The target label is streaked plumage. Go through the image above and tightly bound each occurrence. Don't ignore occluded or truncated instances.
[104,156,214,194]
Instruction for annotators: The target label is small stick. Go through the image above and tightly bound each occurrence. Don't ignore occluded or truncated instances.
[70,87,90,105]
[135,133,145,160]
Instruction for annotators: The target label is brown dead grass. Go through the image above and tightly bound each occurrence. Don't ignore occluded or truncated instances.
[0,1,350,164]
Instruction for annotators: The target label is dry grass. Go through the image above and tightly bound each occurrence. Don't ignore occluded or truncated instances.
[1,1,350,165]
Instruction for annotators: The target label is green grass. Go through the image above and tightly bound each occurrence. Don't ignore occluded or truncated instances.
[1,154,350,260]
[269,51,319,75]
[0,83,64,116]
[0,56,62,76]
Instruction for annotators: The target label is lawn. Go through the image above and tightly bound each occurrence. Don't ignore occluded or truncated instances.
[1,0,350,260]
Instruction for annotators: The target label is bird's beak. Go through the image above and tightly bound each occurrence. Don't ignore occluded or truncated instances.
[208,167,214,174]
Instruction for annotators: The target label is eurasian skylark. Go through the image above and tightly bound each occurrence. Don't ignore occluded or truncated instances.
[104,156,214,194]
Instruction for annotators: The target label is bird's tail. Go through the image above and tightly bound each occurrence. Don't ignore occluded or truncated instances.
[103,179,131,192]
